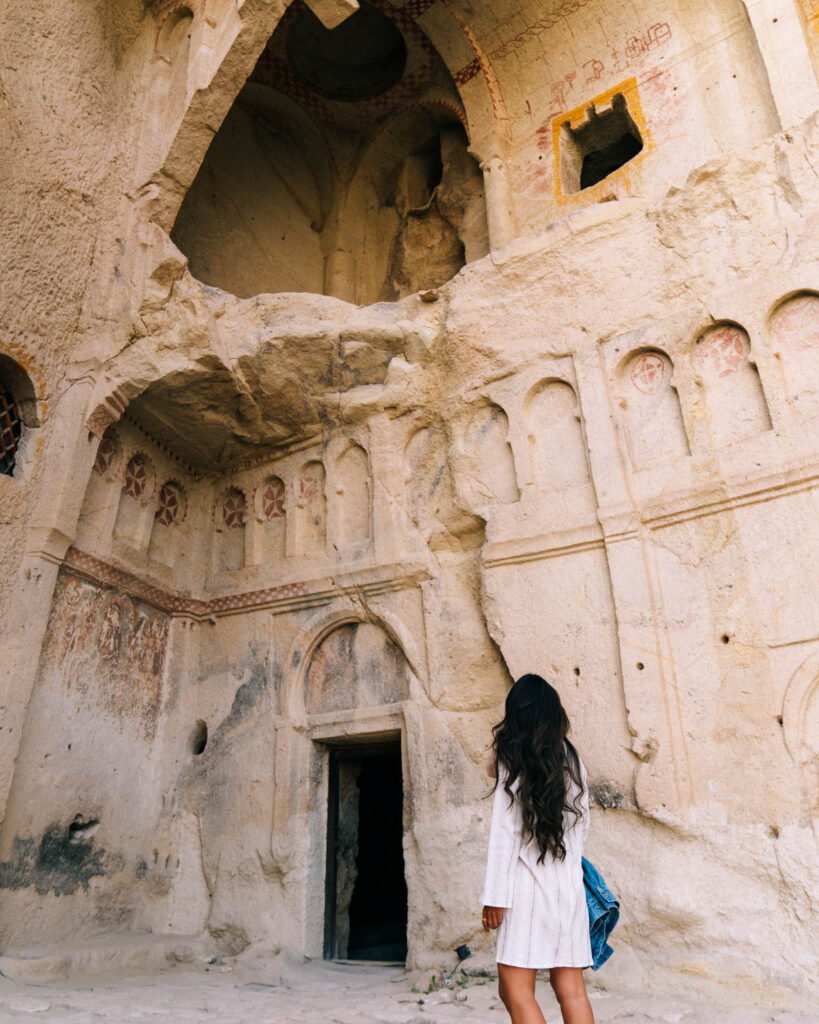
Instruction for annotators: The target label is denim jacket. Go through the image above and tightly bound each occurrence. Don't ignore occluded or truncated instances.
[582,857,619,970]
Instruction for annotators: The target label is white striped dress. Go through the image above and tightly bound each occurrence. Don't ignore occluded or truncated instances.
[481,759,592,969]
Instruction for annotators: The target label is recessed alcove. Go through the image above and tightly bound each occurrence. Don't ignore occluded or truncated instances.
[0,353,39,478]
[560,93,644,193]
[286,3,406,101]
[0,380,21,477]
[171,0,488,305]
[191,720,208,756]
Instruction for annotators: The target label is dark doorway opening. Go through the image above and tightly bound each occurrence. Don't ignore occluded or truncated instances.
[324,739,407,963]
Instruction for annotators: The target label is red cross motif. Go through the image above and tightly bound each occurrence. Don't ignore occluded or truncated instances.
[124,457,148,498]
[262,478,286,519]
[223,492,245,529]
[630,352,666,395]
[94,436,117,475]
[156,483,184,526]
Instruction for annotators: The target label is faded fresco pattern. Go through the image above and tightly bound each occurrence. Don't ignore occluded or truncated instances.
[41,571,169,739]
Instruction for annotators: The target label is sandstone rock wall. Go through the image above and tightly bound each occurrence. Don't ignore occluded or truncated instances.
[0,0,817,1008]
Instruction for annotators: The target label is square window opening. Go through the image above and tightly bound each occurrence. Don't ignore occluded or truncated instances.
[559,93,643,194]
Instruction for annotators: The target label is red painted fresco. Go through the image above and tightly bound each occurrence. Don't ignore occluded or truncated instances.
[123,456,149,499]
[155,482,185,526]
[222,490,246,529]
[261,478,286,520]
[630,352,666,395]
[41,570,169,739]
[93,434,119,476]
[695,327,748,380]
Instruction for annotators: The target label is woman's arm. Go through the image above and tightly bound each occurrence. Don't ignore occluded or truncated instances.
[480,768,523,909]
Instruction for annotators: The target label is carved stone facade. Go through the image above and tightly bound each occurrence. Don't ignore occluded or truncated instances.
[0,0,818,1008]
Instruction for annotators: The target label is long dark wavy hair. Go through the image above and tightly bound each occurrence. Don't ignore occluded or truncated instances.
[492,674,584,863]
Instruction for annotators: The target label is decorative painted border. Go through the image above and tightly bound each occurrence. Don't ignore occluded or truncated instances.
[63,547,430,619]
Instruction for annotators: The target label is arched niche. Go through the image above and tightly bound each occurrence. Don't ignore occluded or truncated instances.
[461,402,519,504]
[335,445,372,554]
[92,430,122,480]
[148,480,187,567]
[76,428,123,545]
[148,6,196,144]
[617,348,689,470]
[404,424,451,529]
[113,453,158,548]
[404,423,482,546]
[258,475,287,561]
[769,292,819,422]
[294,460,327,555]
[305,621,410,715]
[170,0,489,305]
[692,323,771,445]
[153,5,195,65]
[525,379,591,493]
[215,486,247,572]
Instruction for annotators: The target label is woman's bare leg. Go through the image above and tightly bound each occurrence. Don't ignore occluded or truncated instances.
[549,967,595,1024]
[497,964,547,1024]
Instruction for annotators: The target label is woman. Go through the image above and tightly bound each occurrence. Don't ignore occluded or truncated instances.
[481,674,595,1024]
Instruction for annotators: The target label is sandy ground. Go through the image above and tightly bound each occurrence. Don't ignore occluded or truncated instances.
[0,959,810,1024]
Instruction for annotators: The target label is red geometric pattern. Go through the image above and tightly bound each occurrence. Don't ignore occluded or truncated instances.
[155,482,185,526]
[261,478,286,519]
[63,546,428,618]
[453,58,481,87]
[124,456,149,499]
[299,465,323,500]
[629,352,666,395]
[93,434,118,476]
[222,490,246,529]
[695,327,747,380]
[402,0,437,17]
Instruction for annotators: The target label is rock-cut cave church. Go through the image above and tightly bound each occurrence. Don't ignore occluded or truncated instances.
[0,0,818,1004]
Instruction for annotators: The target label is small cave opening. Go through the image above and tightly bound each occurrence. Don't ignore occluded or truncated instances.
[560,92,644,193]
[324,740,407,963]
[68,815,100,842]
[191,719,208,755]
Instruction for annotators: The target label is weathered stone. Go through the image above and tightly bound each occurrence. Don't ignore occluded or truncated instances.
[0,0,818,1011]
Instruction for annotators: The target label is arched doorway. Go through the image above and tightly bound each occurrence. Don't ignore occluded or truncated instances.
[306,621,410,962]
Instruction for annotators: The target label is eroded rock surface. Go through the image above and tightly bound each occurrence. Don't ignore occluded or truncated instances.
[0,0,818,1009]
